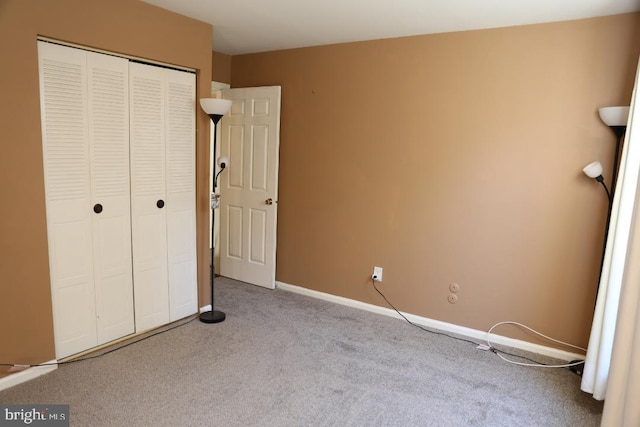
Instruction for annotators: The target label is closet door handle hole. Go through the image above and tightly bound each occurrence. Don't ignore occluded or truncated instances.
[93,204,103,214]
[157,200,165,209]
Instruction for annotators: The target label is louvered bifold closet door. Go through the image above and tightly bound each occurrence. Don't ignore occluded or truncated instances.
[165,69,198,321]
[129,62,170,332]
[38,42,98,358]
[87,51,135,345]
[39,42,135,358]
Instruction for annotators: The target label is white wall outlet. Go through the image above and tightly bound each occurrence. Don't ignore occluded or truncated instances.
[372,266,383,282]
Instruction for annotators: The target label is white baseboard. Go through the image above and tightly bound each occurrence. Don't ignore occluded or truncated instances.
[275,281,585,362]
[0,360,57,392]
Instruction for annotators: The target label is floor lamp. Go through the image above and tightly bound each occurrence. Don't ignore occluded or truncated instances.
[199,98,232,324]
[582,106,629,291]
[572,107,629,376]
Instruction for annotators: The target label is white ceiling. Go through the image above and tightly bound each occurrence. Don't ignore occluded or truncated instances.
[142,0,640,55]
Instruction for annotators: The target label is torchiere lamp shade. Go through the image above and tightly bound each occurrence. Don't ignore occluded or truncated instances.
[598,106,629,127]
[200,98,232,123]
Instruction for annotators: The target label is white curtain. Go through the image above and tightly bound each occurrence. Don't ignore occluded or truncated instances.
[602,172,640,424]
[581,57,640,411]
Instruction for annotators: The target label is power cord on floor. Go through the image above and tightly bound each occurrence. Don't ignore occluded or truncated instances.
[371,279,585,368]
[0,315,198,369]
[372,279,479,347]
[487,321,586,368]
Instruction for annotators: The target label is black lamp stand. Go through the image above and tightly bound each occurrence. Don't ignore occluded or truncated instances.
[595,126,626,294]
[571,119,627,376]
[200,113,226,324]
[608,126,626,195]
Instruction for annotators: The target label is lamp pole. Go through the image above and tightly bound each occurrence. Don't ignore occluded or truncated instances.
[596,127,626,291]
[609,127,626,196]
[597,176,612,289]
[584,108,629,289]
[199,113,226,323]
[198,98,231,323]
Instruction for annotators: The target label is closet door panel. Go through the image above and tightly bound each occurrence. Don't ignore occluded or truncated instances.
[129,62,170,332]
[38,41,98,358]
[165,69,198,320]
[87,51,135,344]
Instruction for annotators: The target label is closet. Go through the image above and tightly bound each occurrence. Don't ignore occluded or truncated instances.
[38,41,198,359]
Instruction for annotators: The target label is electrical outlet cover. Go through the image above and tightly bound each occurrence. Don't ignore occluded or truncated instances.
[373,266,383,282]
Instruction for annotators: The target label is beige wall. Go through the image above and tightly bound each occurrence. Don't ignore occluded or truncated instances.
[231,14,640,348]
[0,0,213,370]
[212,50,232,84]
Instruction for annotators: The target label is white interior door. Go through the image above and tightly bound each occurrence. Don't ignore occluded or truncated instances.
[219,86,281,289]
[38,42,98,358]
[87,51,135,344]
[129,62,170,332]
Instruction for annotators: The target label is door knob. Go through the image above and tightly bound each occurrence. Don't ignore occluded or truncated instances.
[265,198,273,205]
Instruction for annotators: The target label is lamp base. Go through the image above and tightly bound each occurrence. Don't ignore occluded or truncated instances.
[199,310,226,324]
[569,360,585,377]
